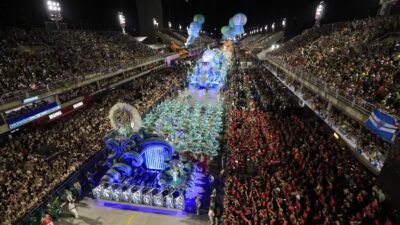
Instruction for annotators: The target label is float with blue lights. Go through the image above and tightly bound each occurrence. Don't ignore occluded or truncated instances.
[188,49,230,89]
[93,103,196,211]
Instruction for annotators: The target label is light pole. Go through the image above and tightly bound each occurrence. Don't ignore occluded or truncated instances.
[153,18,159,28]
[315,1,325,27]
[282,18,286,30]
[45,0,62,30]
[118,12,126,34]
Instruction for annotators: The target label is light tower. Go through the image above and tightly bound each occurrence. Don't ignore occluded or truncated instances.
[282,18,287,29]
[118,12,126,34]
[315,1,325,27]
[45,0,62,29]
[153,18,159,27]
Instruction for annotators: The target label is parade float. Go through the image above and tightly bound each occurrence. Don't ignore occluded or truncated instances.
[188,49,230,88]
[187,12,244,89]
[93,103,197,211]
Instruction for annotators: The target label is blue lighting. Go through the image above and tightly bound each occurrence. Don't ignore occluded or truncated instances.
[22,96,39,104]
[8,105,61,129]
[144,147,165,170]
[188,49,228,89]
[96,201,186,217]
[140,139,174,171]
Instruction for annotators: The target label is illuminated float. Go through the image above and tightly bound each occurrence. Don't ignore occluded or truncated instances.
[93,103,195,211]
[188,49,230,89]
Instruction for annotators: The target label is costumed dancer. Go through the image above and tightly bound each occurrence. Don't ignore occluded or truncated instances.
[208,208,215,225]
[68,200,79,218]
[41,214,54,225]
[195,196,202,216]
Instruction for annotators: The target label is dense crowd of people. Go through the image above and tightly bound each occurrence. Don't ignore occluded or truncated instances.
[271,15,400,115]
[2,13,400,225]
[269,65,390,171]
[0,28,161,95]
[5,99,51,120]
[0,66,187,224]
[222,65,396,224]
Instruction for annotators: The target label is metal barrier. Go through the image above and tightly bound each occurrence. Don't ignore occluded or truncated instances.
[14,148,108,225]
[13,71,188,225]
[264,56,377,117]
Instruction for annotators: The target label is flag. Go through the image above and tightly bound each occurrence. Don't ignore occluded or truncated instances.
[365,109,399,142]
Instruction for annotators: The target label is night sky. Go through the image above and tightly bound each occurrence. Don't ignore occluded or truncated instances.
[0,0,380,34]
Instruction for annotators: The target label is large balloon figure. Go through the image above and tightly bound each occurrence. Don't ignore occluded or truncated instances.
[221,13,247,40]
[185,14,205,48]
[233,13,247,26]
[193,14,205,24]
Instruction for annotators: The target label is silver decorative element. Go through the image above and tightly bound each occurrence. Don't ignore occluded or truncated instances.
[109,103,142,136]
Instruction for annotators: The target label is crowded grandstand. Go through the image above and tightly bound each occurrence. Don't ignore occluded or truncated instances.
[0,0,400,225]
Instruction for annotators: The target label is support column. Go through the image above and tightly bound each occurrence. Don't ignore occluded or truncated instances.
[55,94,61,106]
[327,101,332,112]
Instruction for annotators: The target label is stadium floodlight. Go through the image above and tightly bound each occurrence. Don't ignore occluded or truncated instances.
[118,12,126,34]
[272,22,275,31]
[45,0,62,29]
[282,18,286,29]
[315,1,325,27]
[153,18,159,27]
[168,21,172,28]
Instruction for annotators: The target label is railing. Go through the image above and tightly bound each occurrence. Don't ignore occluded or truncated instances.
[265,56,377,117]
[261,62,383,174]
[0,55,168,105]
[14,148,108,225]
[14,71,187,225]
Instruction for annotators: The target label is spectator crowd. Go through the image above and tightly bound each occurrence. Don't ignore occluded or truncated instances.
[260,63,391,171]
[222,64,396,224]
[0,66,187,224]
[0,28,162,96]
[271,15,400,115]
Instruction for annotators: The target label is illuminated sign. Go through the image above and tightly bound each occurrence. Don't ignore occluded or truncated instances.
[73,101,84,109]
[22,96,39,104]
[49,111,62,120]
[9,105,61,129]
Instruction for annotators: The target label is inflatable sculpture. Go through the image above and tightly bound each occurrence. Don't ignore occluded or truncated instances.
[185,14,205,48]
[221,13,248,40]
